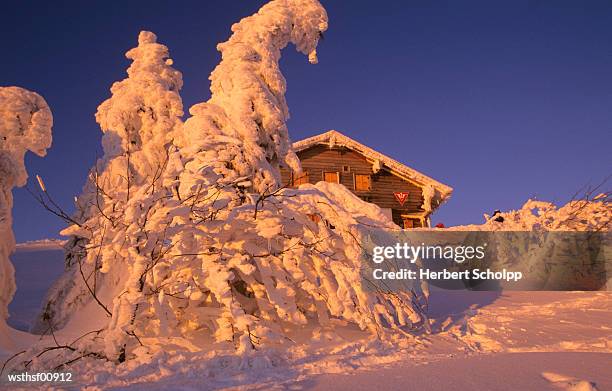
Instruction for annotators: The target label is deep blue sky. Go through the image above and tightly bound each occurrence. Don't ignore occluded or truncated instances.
[2,0,611,242]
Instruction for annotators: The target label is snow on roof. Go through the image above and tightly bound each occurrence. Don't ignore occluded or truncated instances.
[292,130,453,199]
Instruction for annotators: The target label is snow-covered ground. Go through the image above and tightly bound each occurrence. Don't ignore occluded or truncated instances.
[3,244,610,390]
[308,352,611,391]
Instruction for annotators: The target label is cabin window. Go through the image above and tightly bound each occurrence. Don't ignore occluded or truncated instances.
[342,165,350,173]
[401,217,421,229]
[323,171,340,183]
[354,174,371,191]
[292,171,309,186]
[402,218,414,229]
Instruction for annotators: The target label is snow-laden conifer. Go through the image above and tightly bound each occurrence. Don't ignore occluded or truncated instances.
[33,31,184,338]
[31,0,428,366]
[0,86,52,348]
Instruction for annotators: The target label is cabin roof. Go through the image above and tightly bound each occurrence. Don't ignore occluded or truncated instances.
[292,130,453,200]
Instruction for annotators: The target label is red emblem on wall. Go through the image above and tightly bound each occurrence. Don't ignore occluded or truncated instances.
[394,192,409,206]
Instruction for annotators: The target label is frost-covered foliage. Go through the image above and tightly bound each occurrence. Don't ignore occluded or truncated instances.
[0,86,52,347]
[176,0,328,192]
[33,30,184,334]
[27,0,427,370]
[81,30,184,212]
[455,197,611,232]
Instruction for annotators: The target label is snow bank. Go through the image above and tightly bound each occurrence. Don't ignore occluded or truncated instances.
[0,86,52,349]
[15,239,66,251]
[452,197,610,232]
[442,198,611,291]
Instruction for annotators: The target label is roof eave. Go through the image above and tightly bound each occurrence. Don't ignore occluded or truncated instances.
[292,129,454,199]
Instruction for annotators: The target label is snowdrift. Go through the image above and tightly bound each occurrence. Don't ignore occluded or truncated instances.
[454,197,610,232]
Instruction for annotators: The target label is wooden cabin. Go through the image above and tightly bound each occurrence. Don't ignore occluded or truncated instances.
[280,130,453,228]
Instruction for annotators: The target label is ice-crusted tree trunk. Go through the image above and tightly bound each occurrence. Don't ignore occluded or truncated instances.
[0,87,52,349]
[30,0,428,367]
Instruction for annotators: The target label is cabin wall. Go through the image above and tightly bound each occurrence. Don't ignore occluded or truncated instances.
[279,145,426,218]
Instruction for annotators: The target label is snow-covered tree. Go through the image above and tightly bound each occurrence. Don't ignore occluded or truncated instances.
[33,30,184,336]
[30,0,428,368]
[0,86,52,348]
[82,30,184,209]
[175,0,326,192]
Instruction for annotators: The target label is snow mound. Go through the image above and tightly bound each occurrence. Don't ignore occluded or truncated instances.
[542,371,600,391]
[445,197,611,290]
[15,239,66,250]
[452,197,610,231]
